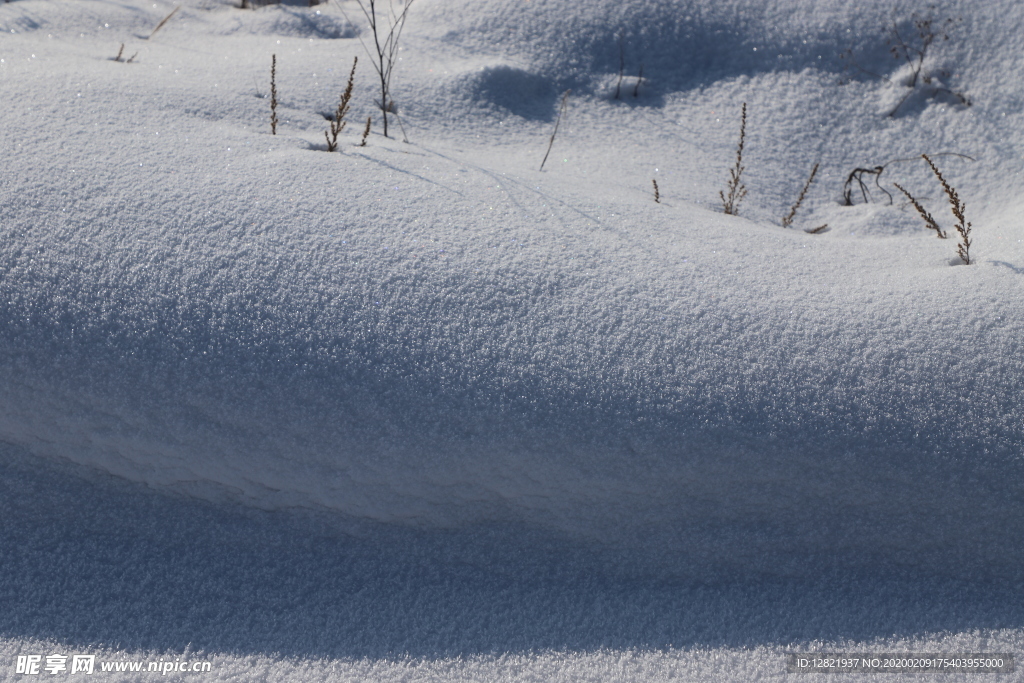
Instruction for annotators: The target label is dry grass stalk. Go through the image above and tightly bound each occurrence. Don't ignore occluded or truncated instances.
[270,54,278,135]
[360,116,371,146]
[539,90,570,171]
[394,109,410,144]
[325,57,358,152]
[782,162,819,227]
[893,181,945,238]
[652,179,660,203]
[805,224,829,234]
[148,6,180,39]
[113,43,137,63]
[719,102,748,215]
[923,153,972,264]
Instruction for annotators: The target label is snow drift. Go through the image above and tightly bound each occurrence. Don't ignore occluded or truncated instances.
[1,0,1023,580]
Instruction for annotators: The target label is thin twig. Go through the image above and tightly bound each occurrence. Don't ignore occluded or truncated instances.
[614,36,624,100]
[842,153,974,206]
[394,110,410,143]
[539,90,570,171]
[148,5,180,39]
[842,166,890,205]
[343,0,415,138]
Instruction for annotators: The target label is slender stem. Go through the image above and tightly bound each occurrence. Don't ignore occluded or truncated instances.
[539,90,571,171]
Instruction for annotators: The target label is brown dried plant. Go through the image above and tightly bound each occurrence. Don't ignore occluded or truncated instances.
[885,9,964,116]
[893,181,945,238]
[923,154,972,264]
[719,102,748,216]
[652,179,660,204]
[840,8,966,117]
[325,57,358,152]
[782,162,819,228]
[842,165,891,205]
[270,54,278,135]
[360,116,372,146]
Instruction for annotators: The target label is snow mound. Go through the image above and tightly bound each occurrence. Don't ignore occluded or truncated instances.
[416,0,892,92]
[1,0,1023,582]
[0,0,156,37]
[212,6,357,40]
[446,64,558,120]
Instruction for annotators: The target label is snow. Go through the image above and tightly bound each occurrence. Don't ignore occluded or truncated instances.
[1,0,1023,679]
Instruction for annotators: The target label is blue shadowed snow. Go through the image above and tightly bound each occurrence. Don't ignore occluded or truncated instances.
[1,0,1023,678]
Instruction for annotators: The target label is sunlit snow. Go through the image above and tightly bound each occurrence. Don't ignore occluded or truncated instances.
[1,0,1022,679]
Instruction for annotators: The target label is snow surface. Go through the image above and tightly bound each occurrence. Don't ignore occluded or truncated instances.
[1,0,1023,679]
